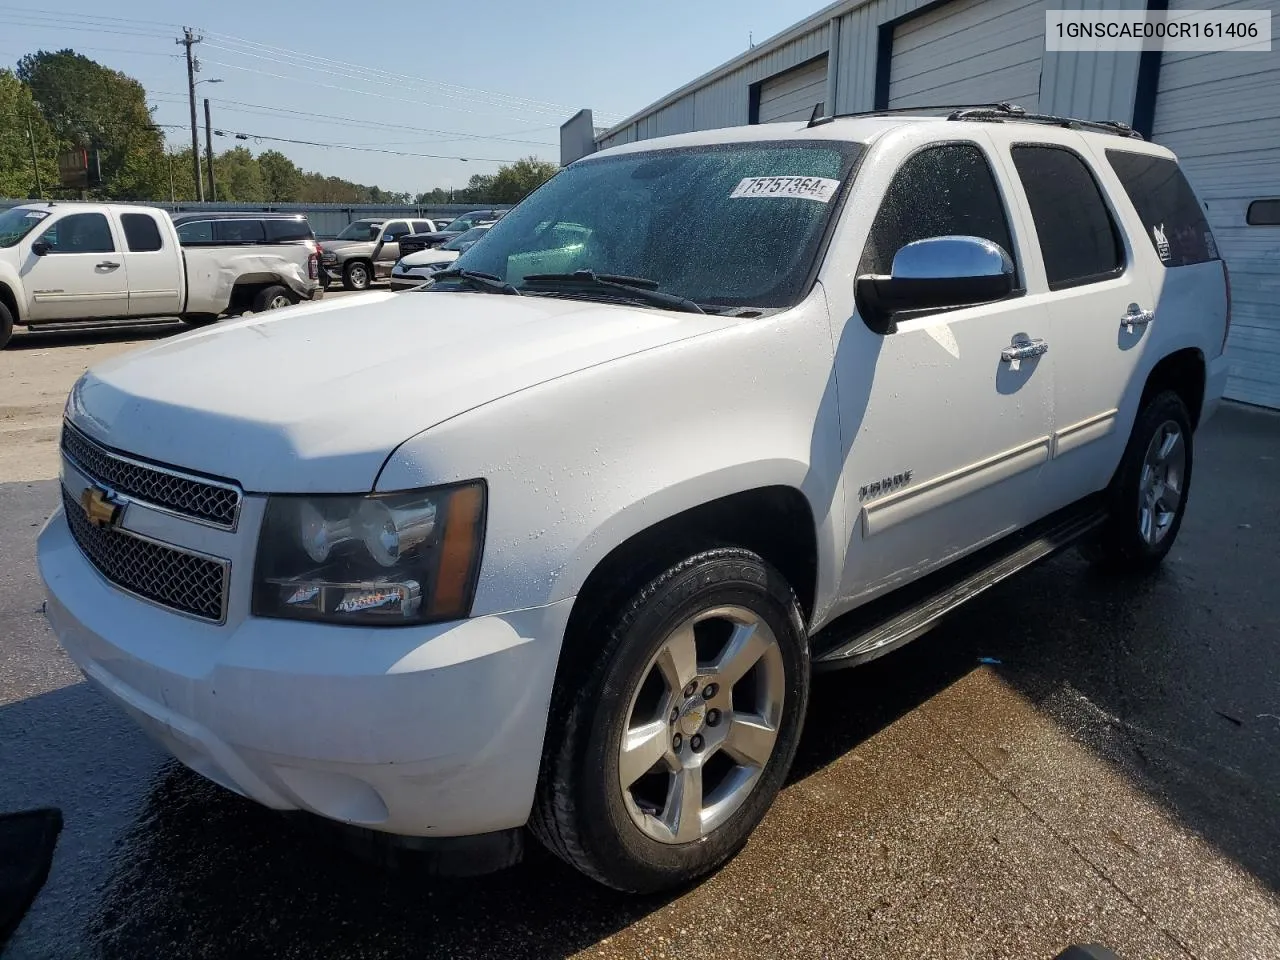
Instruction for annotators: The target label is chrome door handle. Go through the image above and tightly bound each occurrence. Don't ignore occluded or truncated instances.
[1122,303,1154,328]
[1001,338,1049,362]
[97,261,121,270]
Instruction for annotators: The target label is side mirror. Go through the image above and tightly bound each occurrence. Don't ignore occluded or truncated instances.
[31,240,50,257]
[856,236,1015,333]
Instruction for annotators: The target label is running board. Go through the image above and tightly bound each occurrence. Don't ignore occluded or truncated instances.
[813,501,1107,670]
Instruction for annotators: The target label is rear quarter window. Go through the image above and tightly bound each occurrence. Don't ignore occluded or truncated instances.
[1105,150,1219,266]
[215,220,267,244]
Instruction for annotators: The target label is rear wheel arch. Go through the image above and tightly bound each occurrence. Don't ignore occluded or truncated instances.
[1141,347,1205,430]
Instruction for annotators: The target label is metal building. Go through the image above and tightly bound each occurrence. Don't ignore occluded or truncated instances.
[565,0,1280,409]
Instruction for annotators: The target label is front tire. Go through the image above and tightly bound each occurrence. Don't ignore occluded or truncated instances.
[530,548,809,893]
[1085,390,1194,570]
[0,301,13,349]
[342,261,371,291]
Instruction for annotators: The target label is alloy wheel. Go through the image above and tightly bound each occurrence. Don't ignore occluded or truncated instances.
[1138,419,1185,545]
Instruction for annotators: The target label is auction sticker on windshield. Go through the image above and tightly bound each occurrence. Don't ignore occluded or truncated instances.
[730,176,840,202]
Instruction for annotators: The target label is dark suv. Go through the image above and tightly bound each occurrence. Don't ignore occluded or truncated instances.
[398,209,506,257]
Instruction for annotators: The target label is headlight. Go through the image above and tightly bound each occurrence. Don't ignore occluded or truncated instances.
[252,481,486,625]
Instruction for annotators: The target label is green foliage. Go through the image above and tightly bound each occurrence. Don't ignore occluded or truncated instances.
[0,69,58,198]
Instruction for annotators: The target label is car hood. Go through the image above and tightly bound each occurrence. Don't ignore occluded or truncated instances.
[65,291,739,493]
[399,248,459,268]
[320,239,371,254]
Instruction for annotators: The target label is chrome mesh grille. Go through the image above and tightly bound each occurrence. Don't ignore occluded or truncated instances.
[61,424,241,528]
[62,486,227,622]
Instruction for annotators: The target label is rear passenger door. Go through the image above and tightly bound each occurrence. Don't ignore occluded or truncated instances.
[999,139,1156,506]
[121,211,182,317]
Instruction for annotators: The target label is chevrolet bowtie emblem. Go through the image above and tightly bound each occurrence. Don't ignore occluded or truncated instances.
[80,485,122,529]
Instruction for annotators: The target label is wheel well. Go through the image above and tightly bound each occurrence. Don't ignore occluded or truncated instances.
[0,283,19,324]
[562,486,819,668]
[1142,348,1205,429]
[229,279,285,311]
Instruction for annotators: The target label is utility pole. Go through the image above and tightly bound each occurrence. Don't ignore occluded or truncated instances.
[204,98,217,201]
[167,153,176,202]
[177,27,204,201]
[26,115,43,199]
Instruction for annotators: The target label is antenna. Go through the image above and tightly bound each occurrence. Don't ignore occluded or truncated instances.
[806,102,824,127]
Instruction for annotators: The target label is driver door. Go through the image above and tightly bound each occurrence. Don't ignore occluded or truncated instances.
[374,221,411,276]
[827,135,1057,609]
[23,211,129,321]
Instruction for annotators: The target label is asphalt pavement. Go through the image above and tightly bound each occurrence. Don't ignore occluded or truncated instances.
[1,328,1278,958]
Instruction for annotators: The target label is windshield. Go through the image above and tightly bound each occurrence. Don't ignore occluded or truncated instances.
[441,216,475,232]
[0,206,51,248]
[335,220,380,240]
[442,226,489,251]
[448,141,861,309]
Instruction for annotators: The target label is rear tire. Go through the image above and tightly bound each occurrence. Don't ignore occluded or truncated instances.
[1083,390,1193,571]
[529,548,809,893]
[251,285,295,312]
[343,261,371,291]
[0,301,13,349]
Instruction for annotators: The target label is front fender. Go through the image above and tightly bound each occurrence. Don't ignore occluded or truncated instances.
[0,263,28,323]
[375,295,848,622]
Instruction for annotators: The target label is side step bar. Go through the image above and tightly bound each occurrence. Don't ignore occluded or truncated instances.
[813,502,1108,670]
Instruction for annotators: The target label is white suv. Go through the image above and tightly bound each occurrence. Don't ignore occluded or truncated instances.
[38,106,1230,894]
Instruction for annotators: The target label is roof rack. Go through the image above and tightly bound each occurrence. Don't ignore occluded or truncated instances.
[808,101,1143,140]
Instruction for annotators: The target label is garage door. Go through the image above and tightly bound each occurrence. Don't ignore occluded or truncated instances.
[758,56,828,123]
[888,0,1045,112]
[1151,0,1280,409]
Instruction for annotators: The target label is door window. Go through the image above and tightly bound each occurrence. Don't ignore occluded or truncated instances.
[37,213,115,254]
[383,221,411,241]
[859,143,1016,277]
[1012,146,1123,289]
[264,219,312,242]
[121,213,164,252]
[1106,150,1220,265]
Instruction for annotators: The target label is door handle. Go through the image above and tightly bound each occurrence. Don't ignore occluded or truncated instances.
[1122,303,1154,328]
[96,261,121,270]
[1001,338,1049,363]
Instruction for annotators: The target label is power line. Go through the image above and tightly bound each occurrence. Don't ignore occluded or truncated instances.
[0,16,173,41]
[209,128,530,163]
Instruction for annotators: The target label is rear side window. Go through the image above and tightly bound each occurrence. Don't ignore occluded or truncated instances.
[1106,150,1218,266]
[1012,146,1123,290]
[121,213,163,252]
[412,220,434,234]
[859,143,1016,276]
[264,219,312,242]
[215,220,266,244]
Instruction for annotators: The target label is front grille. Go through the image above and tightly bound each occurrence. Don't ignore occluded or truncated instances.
[398,238,432,257]
[61,424,241,529]
[62,486,227,622]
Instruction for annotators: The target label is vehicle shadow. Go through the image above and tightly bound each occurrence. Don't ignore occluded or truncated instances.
[6,321,189,351]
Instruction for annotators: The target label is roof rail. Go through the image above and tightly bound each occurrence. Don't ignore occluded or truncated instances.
[811,101,1143,140]
[948,105,1144,139]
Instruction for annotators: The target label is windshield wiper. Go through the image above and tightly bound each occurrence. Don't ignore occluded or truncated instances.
[431,268,522,295]
[519,270,706,314]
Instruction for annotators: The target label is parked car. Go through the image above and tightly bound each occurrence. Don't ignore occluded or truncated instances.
[397,209,505,257]
[390,225,492,290]
[0,202,322,347]
[38,110,1230,894]
[319,217,437,291]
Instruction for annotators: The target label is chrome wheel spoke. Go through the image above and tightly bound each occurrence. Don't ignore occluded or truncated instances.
[663,765,704,843]
[620,720,671,787]
[1157,429,1181,463]
[721,713,777,769]
[1140,505,1155,544]
[654,624,698,693]
[713,621,770,687]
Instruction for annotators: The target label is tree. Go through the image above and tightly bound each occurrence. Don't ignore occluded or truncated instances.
[258,149,303,202]
[488,156,559,203]
[0,69,58,198]
[212,146,264,202]
[18,49,166,200]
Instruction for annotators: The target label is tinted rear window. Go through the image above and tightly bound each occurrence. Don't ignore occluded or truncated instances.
[215,220,266,244]
[1106,150,1219,266]
[121,213,164,252]
[264,219,312,242]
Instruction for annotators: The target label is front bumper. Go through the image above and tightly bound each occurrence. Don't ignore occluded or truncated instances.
[37,508,573,837]
[391,273,434,291]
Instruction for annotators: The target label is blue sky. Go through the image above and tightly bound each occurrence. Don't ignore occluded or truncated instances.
[0,1,824,193]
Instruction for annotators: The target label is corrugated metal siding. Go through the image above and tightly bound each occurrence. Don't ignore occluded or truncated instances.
[887,0,1045,110]
[758,56,830,123]
[1152,0,1280,408]
[1039,0,1143,121]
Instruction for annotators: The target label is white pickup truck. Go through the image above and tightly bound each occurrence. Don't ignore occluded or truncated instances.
[0,202,323,348]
